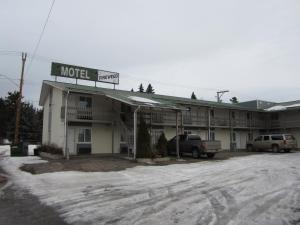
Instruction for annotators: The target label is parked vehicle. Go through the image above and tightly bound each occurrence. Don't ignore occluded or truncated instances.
[246,134,297,152]
[167,134,222,158]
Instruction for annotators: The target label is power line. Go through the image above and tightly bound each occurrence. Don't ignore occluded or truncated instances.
[26,0,56,75]
[0,73,19,87]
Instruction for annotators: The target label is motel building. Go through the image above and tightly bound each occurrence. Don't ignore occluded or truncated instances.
[39,80,300,158]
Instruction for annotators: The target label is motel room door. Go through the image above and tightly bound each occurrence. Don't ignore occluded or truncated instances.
[235,132,247,150]
[67,127,76,155]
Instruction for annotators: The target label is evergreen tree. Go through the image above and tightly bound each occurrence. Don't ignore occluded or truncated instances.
[230,97,238,104]
[156,132,168,157]
[191,92,197,100]
[136,114,151,158]
[0,91,43,143]
[131,88,134,92]
[146,84,155,94]
[138,83,144,93]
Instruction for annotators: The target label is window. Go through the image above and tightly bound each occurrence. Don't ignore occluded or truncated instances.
[188,135,201,140]
[255,136,262,141]
[179,135,187,141]
[210,109,214,118]
[271,135,283,140]
[209,131,215,141]
[78,128,91,143]
[247,112,251,120]
[271,113,279,120]
[79,96,92,108]
[232,132,236,142]
[285,135,295,140]
[264,136,270,141]
[231,112,235,119]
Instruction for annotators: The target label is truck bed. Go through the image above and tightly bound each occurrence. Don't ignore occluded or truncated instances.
[202,140,222,152]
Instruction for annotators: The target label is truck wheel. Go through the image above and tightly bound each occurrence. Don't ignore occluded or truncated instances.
[207,153,215,158]
[272,145,279,153]
[192,149,199,159]
[247,144,253,152]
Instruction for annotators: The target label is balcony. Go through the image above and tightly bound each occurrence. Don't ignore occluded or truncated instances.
[61,107,115,123]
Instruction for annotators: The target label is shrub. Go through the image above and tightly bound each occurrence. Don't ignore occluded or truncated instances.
[36,144,63,155]
[156,132,168,157]
[136,114,152,158]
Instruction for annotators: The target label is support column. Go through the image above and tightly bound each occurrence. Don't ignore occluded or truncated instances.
[229,110,234,151]
[176,111,180,159]
[208,107,211,140]
[133,106,140,160]
[64,90,70,160]
[181,111,184,134]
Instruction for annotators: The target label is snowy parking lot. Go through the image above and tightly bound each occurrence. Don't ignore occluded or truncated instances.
[1,146,300,225]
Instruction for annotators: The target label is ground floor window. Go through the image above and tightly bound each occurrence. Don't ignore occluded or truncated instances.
[209,131,215,141]
[151,129,164,146]
[232,132,236,142]
[78,128,91,143]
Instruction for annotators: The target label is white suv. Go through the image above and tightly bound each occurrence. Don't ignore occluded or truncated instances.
[246,134,297,152]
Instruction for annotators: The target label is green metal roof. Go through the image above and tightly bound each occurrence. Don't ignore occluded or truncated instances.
[40,80,265,112]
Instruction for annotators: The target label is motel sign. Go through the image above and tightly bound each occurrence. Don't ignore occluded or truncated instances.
[51,62,119,84]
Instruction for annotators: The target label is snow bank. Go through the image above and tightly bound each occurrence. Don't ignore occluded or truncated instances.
[1,153,300,225]
[0,145,10,156]
[28,145,39,156]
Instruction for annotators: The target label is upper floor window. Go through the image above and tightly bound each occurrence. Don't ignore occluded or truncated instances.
[210,109,215,118]
[231,111,235,119]
[79,96,92,108]
[271,113,279,120]
[247,112,251,120]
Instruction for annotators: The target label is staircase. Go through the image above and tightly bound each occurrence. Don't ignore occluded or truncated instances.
[118,115,134,154]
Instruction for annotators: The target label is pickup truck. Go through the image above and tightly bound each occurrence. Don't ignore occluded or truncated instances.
[167,134,222,158]
[246,134,297,152]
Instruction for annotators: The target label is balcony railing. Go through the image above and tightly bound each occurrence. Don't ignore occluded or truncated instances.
[270,120,300,128]
[61,107,115,122]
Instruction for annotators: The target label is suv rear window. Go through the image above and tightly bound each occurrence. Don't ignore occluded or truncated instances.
[285,135,295,140]
[271,135,283,140]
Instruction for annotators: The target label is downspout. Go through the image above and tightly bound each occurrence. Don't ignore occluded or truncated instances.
[133,105,141,160]
[64,90,70,160]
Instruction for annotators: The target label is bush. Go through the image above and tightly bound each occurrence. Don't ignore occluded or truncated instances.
[136,114,152,158]
[36,144,63,155]
[156,132,168,157]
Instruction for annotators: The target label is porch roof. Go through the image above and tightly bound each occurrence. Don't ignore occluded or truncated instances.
[39,80,265,112]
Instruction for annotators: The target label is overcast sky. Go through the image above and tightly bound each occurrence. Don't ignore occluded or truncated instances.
[1,0,300,106]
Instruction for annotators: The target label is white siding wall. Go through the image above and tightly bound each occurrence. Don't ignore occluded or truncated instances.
[50,88,65,148]
[42,94,49,145]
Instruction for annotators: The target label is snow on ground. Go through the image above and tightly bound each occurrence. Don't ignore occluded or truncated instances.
[0,149,300,225]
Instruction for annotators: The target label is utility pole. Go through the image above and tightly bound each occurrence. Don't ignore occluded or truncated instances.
[216,90,229,103]
[14,52,27,145]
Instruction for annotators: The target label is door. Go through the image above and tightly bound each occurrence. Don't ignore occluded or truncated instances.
[67,127,76,155]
